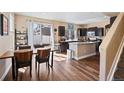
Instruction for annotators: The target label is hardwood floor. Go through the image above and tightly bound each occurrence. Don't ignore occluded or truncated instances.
[4,54,99,81]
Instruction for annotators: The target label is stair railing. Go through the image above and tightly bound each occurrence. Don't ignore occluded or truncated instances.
[99,13,124,81]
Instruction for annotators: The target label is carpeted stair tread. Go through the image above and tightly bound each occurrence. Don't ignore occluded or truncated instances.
[120,52,124,58]
[113,49,124,81]
[118,61,124,69]
[114,69,124,80]
[120,55,124,59]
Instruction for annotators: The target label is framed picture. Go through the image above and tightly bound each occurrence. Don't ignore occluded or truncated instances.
[0,14,8,36]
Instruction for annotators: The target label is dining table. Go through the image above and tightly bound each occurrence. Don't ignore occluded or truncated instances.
[0,48,56,80]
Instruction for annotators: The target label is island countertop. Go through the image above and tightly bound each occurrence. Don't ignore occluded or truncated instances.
[68,40,101,45]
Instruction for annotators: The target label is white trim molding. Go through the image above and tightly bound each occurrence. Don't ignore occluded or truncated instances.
[0,63,11,81]
[74,53,96,60]
[99,47,106,81]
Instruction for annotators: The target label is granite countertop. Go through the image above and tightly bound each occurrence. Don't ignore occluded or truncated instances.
[68,40,101,45]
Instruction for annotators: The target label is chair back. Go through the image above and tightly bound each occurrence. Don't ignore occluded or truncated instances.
[34,44,44,49]
[37,48,51,59]
[19,45,31,50]
[14,50,33,63]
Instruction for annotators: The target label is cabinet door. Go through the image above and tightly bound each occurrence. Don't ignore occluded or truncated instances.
[58,26,65,36]
[110,16,117,26]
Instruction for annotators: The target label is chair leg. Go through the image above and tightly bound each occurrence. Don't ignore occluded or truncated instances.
[46,62,48,68]
[16,68,18,81]
[30,65,32,77]
[46,62,50,72]
[38,63,40,76]
[35,61,37,70]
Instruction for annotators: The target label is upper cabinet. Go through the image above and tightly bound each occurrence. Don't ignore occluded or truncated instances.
[110,16,117,27]
[105,16,117,35]
[58,26,65,36]
[78,28,87,36]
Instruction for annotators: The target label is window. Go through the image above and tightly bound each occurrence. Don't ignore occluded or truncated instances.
[32,23,52,45]
[87,31,95,37]
[41,25,51,45]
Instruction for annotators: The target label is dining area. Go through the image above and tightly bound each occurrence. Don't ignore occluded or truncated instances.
[0,46,54,80]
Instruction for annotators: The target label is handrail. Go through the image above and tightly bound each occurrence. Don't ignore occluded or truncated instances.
[99,13,124,80]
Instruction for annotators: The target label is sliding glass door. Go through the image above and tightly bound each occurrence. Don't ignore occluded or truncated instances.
[41,25,51,45]
[33,23,42,45]
[27,21,54,49]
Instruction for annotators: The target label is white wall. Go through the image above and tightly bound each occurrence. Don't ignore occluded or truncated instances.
[0,12,15,80]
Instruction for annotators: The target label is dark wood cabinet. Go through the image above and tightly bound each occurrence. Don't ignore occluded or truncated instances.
[96,40,102,52]
[58,26,65,36]
[60,42,69,53]
[78,28,87,36]
[96,27,104,36]
[105,16,117,35]
[110,16,117,27]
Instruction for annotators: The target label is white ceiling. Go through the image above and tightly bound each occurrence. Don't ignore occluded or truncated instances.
[15,12,116,24]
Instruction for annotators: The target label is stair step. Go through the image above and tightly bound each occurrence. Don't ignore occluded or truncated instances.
[114,69,124,80]
[120,55,124,60]
[113,49,124,81]
[118,59,124,63]
[113,78,124,81]
[121,53,124,56]
[118,61,124,69]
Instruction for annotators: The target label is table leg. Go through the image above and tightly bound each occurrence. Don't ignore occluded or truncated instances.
[12,57,15,80]
[51,51,53,68]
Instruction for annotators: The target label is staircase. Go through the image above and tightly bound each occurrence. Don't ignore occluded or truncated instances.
[99,13,124,80]
[114,48,124,80]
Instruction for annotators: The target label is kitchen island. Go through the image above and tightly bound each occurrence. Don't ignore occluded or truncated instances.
[69,40,100,60]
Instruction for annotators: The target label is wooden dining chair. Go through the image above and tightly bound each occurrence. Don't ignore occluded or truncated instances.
[14,50,33,80]
[35,48,51,74]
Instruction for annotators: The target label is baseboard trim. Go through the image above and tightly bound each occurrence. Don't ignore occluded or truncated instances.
[0,63,11,81]
[75,53,96,60]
